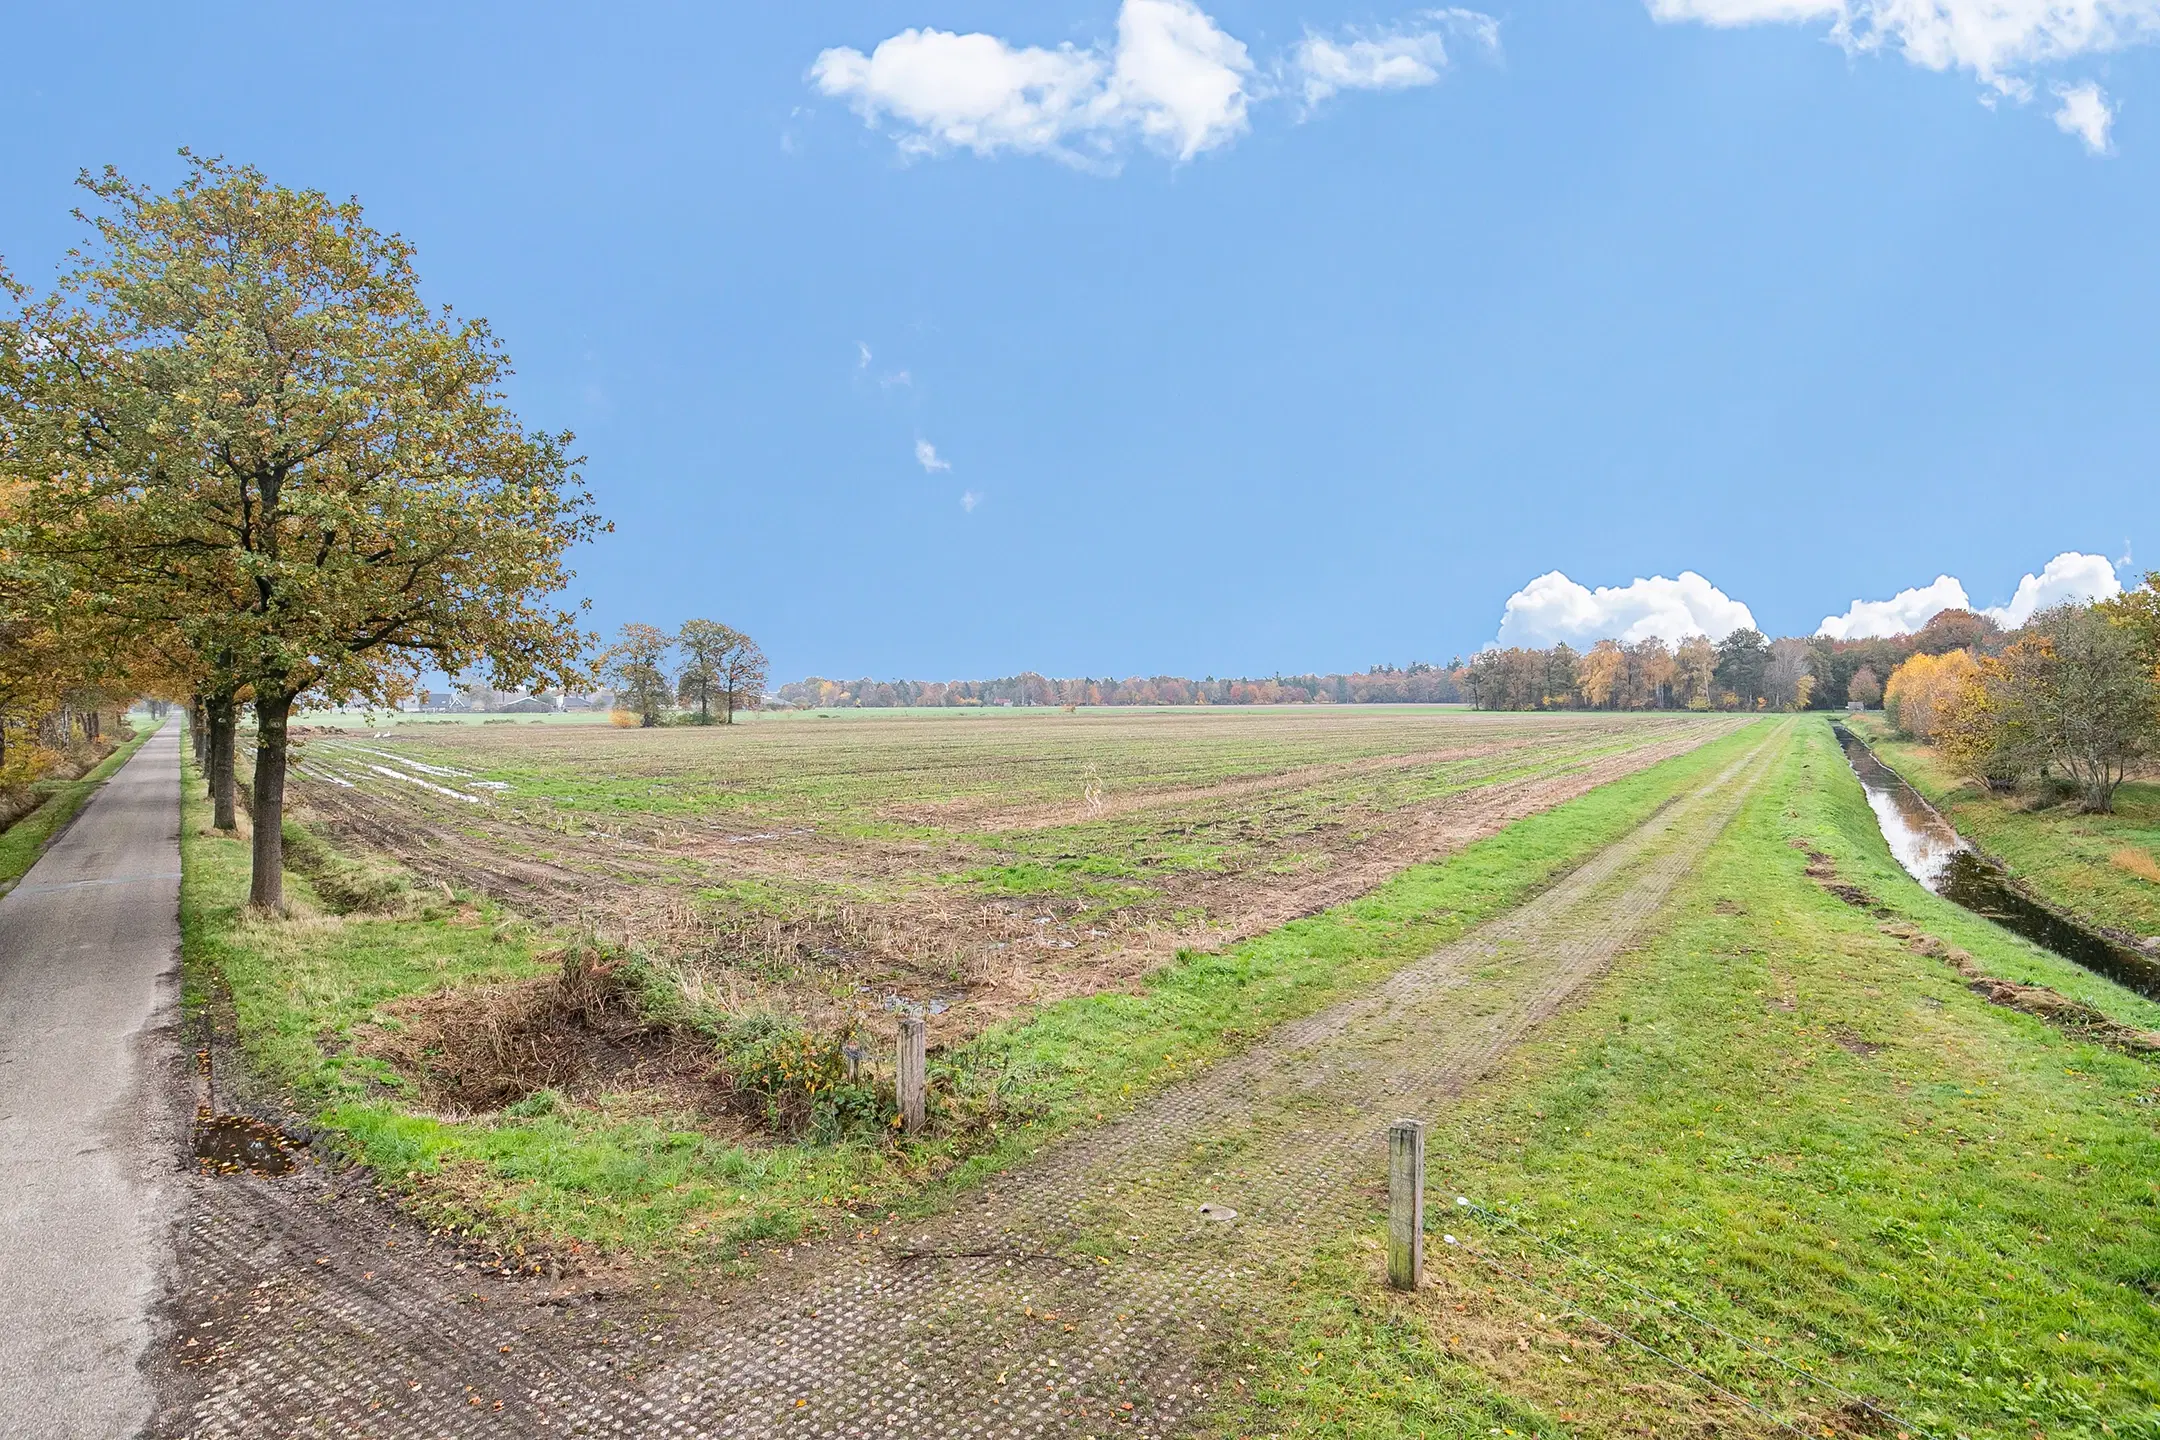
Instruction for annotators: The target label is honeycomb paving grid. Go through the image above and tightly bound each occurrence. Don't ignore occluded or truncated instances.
[156,735,1778,1439]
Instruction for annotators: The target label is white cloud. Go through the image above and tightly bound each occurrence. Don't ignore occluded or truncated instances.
[1815,551,2124,637]
[1494,570,1757,649]
[1649,0,1839,23]
[1289,12,1494,108]
[1985,550,2123,626]
[1649,0,2160,133]
[1816,575,1974,639]
[961,490,982,512]
[881,369,913,387]
[1112,0,1255,158]
[2053,80,2116,150]
[857,341,872,368]
[812,1,1490,166]
[915,439,951,472]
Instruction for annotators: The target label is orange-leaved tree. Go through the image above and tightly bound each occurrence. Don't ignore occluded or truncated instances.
[1576,639,1625,709]
[1883,650,1980,741]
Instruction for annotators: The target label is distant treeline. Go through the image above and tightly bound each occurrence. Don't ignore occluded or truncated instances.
[774,663,1465,710]
[775,610,2013,715]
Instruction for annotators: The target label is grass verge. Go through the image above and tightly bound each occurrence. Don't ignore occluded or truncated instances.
[0,718,155,892]
[183,722,1772,1264]
[1218,718,2160,1440]
[1846,712,2160,943]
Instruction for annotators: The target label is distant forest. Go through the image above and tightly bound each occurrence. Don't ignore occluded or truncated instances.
[773,611,1998,713]
[774,663,1464,710]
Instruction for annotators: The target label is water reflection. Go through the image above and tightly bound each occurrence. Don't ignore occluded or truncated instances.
[1831,724,2160,1002]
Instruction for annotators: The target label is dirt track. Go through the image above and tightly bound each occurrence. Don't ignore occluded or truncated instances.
[152,731,1779,1438]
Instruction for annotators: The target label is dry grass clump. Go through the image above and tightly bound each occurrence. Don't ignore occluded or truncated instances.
[2110,846,2160,884]
[366,947,692,1113]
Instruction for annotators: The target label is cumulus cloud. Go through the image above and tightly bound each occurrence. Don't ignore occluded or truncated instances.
[2053,80,2116,150]
[812,1,1489,166]
[1648,0,2160,144]
[915,439,951,472]
[1816,575,1975,640]
[961,490,982,512]
[857,340,872,368]
[1987,550,2123,626]
[1495,571,1758,649]
[1815,552,2124,637]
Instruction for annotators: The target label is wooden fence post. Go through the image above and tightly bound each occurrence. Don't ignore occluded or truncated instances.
[896,1017,927,1134]
[1387,1118,1425,1291]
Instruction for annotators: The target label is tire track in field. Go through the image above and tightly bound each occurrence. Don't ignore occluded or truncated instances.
[156,729,1780,1438]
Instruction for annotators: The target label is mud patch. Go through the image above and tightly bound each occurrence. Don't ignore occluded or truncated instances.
[1791,840,1888,912]
[1880,921,2160,1058]
[193,1111,295,1176]
[1830,1027,1886,1058]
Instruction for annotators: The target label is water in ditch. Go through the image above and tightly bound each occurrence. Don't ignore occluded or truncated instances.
[1832,723,2160,1002]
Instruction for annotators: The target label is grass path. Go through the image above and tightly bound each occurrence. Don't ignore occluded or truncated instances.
[1240,718,2160,1439]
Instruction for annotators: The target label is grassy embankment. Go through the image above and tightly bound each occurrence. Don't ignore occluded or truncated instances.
[1222,718,2160,1440]
[1844,711,2160,942]
[183,722,1768,1262]
[0,717,155,892]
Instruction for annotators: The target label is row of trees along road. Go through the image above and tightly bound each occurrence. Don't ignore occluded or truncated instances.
[1,156,606,909]
[1886,586,2160,814]
[603,620,768,725]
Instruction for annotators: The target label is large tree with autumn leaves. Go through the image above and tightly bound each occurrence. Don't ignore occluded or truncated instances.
[3,155,605,909]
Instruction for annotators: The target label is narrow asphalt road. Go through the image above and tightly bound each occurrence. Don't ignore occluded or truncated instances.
[0,717,182,1440]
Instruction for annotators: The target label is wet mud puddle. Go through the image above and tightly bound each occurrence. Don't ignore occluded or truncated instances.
[1833,724,2160,1001]
[192,1110,295,1176]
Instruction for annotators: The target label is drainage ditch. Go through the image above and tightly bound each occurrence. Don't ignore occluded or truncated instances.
[1833,722,2160,1002]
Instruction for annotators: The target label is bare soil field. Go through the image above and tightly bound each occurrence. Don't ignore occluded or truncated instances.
[280,708,1744,1052]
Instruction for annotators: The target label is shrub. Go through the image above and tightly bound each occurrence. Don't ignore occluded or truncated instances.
[1883,649,1978,741]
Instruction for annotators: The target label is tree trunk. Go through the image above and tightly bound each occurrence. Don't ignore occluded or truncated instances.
[206,692,239,832]
[248,688,295,913]
[190,696,206,778]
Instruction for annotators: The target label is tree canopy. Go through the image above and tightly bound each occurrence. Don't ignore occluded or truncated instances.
[2,155,604,907]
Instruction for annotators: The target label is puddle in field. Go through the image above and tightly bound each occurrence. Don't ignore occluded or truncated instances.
[1833,724,2160,1001]
[193,1112,295,1176]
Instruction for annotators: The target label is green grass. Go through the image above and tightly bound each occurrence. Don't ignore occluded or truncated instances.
[0,719,156,892]
[185,718,1774,1261]
[1845,713,2160,942]
[180,771,553,1110]
[1221,719,2160,1440]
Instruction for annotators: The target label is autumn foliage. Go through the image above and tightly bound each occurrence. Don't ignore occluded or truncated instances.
[1883,650,1981,741]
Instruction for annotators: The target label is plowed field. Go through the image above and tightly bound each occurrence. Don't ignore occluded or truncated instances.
[281,708,1745,1043]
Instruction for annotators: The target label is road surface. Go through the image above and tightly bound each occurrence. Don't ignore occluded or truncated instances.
[0,718,182,1440]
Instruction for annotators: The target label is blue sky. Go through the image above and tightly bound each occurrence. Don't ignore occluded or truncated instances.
[4,2,2156,679]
